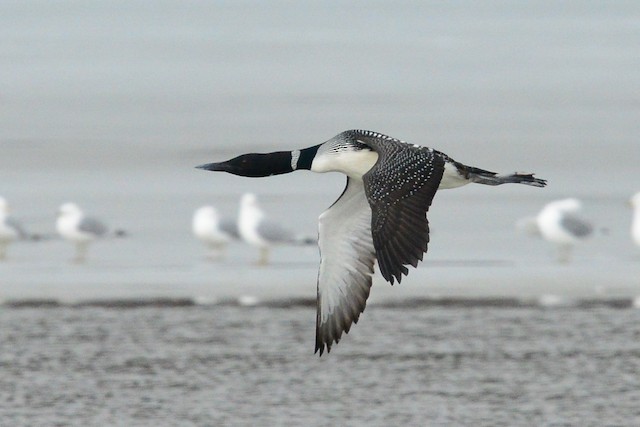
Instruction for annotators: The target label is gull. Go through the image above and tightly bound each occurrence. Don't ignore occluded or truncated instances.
[56,202,108,263]
[536,198,593,263]
[192,205,239,260]
[197,129,546,354]
[630,192,640,249]
[239,193,315,265]
[0,196,28,260]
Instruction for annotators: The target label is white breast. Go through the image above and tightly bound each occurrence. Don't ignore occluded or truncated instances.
[438,162,469,189]
[632,210,640,246]
[239,205,266,247]
[57,214,93,242]
[193,208,230,244]
[311,150,379,180]
[537,207,576,245]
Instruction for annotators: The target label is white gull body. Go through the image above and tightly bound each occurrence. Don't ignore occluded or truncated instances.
[0,197,27,260]
[56,202,108,262]
[238,193,310,265]
[536,198,593,263]
[631,192,640,249]
[192,205,238,260]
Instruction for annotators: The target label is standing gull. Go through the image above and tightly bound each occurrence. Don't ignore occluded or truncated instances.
[630,192,640,249]
[239,193,314,265]
[56,202,108,263]
[536,198,593,263]
[192,205,239,260]
[197,129,546,354]
[0,197,28,260]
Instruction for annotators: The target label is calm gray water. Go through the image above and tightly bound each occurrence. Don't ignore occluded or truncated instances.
[1,302,640,426]
[1,2,640,425]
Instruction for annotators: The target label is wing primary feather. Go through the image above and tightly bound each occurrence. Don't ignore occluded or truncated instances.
[376,246,395,284]
[389,229,422,261]
[382,238,409,277]
[358,134,445,287]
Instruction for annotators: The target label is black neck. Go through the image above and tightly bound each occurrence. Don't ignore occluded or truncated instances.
[295,145,320,170]
[240,151,293,177]
[198,144,321,178]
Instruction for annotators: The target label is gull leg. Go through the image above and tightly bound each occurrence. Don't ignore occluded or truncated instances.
[257,247,269,266]
[207,244,224,261]
[74,241,89,263]
[556,244,572,264]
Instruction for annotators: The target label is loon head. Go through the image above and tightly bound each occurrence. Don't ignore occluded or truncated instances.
[197,145,321,178]
[197,152,287,177]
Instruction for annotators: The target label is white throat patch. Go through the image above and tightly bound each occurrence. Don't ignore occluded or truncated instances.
[290,150,301,170]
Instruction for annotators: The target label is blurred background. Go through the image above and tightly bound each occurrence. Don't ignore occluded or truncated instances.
[1,0,638,302]
[1,2,640,425]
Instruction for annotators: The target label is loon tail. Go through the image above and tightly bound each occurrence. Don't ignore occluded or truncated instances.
[466,166,547,187]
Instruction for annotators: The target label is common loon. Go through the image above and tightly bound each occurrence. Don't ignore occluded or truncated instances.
[536,198,593,263]
[197,129,547,354]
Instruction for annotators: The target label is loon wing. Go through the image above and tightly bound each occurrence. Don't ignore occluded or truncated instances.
[315,177,376,355]
[355,131,446,284]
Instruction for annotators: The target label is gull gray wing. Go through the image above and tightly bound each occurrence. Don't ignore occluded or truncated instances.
[6,216,28,239]
[560,214,593,238]
[219,217,240,239]
[315,177,376,355]
[256,218,296,243]
[354,131,446,284]
[78,217,108,236]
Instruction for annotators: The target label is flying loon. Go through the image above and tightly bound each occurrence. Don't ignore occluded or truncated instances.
[197,129,547,354]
